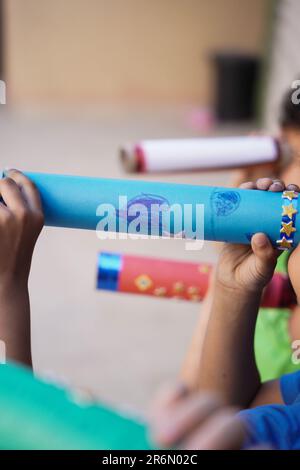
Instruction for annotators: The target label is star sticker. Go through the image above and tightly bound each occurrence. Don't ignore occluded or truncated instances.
[283,190,298,201]
[280,221,296,237]
[154,287,167,297]
[282,204,298,220]
[198,264,210,274]
[187,286,199,295]
[276,236,293,250]
[173,282,185,293]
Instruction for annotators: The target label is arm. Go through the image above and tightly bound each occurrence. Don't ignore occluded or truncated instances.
[189,179,298,407]
[0,170,44,367]
[199,277,285,407]
[180,282,215,389]
[198,279,262,406]
[181,273,284,405]
[0,284,32,366]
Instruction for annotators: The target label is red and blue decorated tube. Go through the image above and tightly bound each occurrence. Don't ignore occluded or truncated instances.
[97,252,296,308]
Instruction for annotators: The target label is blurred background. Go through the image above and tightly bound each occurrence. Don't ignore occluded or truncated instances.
[0,0,299,412]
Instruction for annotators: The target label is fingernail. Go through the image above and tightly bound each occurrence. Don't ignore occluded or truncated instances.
[255,235,268,248]
[271,182,283,191]
[287,185,299,192]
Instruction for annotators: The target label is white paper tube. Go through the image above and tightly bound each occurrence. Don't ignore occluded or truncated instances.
[120,136,280,173]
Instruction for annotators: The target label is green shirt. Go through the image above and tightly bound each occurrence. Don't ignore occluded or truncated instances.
[255,251,300,381]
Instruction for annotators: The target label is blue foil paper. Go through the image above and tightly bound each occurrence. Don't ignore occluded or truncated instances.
[97,252,122,291]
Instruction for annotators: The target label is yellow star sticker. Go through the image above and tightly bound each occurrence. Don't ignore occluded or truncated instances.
[187,286,199,295]
[154,287,167,297]
[276,236,293,250]
[283,190,298,201]
[173,282,185,293]
[282,204,298,220]
[198,265,210,274]
[134,274,153,291]
[280,221,296,237]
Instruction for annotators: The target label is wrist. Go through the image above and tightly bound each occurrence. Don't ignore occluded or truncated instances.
[214,279,264,302]
[0,276,28,299]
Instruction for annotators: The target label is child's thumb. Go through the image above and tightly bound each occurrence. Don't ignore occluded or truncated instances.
[251,233,277,265]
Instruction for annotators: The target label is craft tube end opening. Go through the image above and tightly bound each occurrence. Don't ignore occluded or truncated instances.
[119,144,138,172]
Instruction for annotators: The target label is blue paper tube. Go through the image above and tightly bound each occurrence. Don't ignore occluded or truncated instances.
[14,172,300,248]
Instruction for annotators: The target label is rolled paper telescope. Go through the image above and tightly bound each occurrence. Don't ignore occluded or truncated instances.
[120,136,280,173]
[97,253,212,301]
[97,252,296,308]
[11,172,300,249]
[0,362,152,450]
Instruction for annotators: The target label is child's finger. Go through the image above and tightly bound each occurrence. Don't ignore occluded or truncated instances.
[256,178,274,191]
[251,233,278,274]
[150,393,222,447]
[182,409,244,450]
[268,179,285,192]
[286,183,300,192]
[239,181,257,190]
[149,382,189,421]
[0,177,27,213]
[251,233,275,255]
[4,169,43,212]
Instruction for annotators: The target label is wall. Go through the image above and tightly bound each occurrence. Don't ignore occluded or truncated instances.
[4,0,269,105]
[264,0,300,132]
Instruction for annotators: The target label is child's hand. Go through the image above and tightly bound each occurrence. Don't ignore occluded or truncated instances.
[231,164,278,188]
[0,169,44,288]
[149,383,245,449]
[216,178,299,295]
[0,169,44,365]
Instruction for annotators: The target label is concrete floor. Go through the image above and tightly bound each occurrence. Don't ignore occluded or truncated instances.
[0,105,240,412]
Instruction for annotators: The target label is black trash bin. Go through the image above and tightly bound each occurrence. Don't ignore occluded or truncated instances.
[213,52,260,123]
